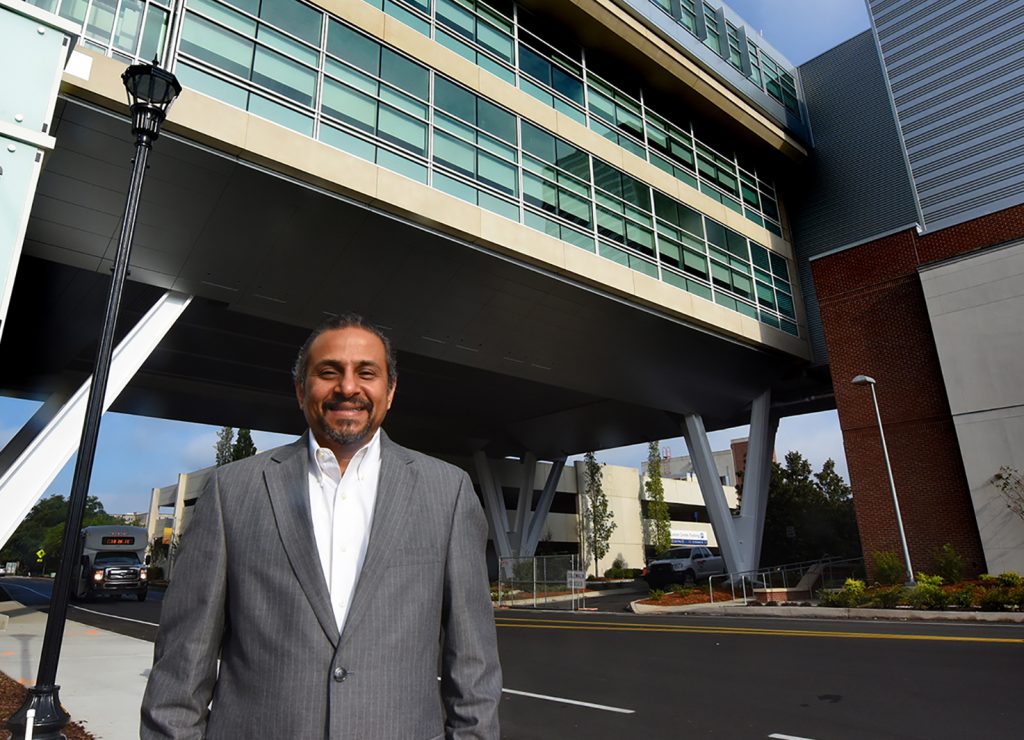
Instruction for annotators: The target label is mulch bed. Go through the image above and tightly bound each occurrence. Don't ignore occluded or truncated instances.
[0,671,96,740]
[638,587,735,606]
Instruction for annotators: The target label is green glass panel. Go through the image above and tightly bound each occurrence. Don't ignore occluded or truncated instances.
[663,270,686,291]
[478,151,517,195]
[520,78,553,109]
[113,0,144,54]
[257,25,318,67]
[320,123,376,162]
[378,104,427,155]
[86,0,117,44]
[599,242,630,268]
[733,274,752,298]
[521,122,556,163]
[181,13,254,79]
[59,0,88,24]
[689,279,712,300]
[325,58,377,95]
[140,7,168,62]
[377,148,428,182]
[478,20,513,61]
[559,190,591,226]
[380,85,427,119]
[525,210,561,239]
[192,0,255,34]
[714,293,737,311]
[249,93,312,135]
[433,130,475,177]
[435,77,476,124]
[479,191,519,221]
[479,55,514,84]
[260,0,321,45]
[561,227,595,252]
[759,311,781,329]
[781,320,798,336]
[322,78,376,132]
[327,20,379,75]
[682,249,707,277]
[744,210,765,227]
[704,220,726,249]
[381,48,429,99]
[725,228,748,259]
[252,46,315,106]
[631,255,658,278]
[751,244,770,270]
[434,171,477,203]
[770,252,789,279]
[176,61,248,108]
[383,0,430,35]
[777,292,795,319]
[477,98,516,144]
[736,301,758,319]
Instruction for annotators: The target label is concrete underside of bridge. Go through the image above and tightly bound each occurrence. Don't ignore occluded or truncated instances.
[0,98,830,460]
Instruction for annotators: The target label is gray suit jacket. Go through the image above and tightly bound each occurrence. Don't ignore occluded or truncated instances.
[141,432,501,739]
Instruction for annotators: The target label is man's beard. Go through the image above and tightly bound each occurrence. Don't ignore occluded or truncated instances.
[318,396,374,446]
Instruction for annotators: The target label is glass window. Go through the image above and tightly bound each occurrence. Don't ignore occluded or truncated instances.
[260,0,321,45]
[378,104,427,155]
[381,48,429,99]
[140,7,168,62]
[252,45,315,105]
[327,19,380,75]
[322,78,376,132]
[181,13,255,80]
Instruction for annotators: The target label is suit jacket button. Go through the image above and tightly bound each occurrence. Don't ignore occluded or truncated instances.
[333,667,347,682]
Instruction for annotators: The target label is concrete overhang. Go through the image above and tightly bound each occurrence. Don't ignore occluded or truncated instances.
[515,0,809,162]
[1,54,821,461]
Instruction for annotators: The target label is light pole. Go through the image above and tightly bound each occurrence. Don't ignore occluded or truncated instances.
[852,374,915,585]
[7,61,181,740]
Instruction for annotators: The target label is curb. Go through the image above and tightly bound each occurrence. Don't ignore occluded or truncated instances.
[629,599,1024,623]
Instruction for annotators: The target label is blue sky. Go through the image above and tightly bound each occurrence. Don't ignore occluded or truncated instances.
[0,2,871,516]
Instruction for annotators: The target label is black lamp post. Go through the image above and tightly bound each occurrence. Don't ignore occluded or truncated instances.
[6,61,180,740]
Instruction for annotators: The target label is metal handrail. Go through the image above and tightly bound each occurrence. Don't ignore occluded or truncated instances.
[708,555,864,603]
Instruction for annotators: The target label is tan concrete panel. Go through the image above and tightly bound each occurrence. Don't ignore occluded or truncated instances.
[563,245,636,297]
[318,0,385,39]
[478,213,567,271]
[374,168,482,237]
[632,271,694,317]
[382,15,481,91]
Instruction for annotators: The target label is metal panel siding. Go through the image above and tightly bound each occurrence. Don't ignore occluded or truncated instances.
[790,31,920,363]
[869,0,1024,231]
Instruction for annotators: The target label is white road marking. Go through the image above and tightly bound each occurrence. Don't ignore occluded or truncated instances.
[769,733,818,739]
[2,581,159,626]
[501,688,635,714]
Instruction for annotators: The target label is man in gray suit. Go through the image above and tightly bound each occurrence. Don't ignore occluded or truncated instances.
[141,314,501,739]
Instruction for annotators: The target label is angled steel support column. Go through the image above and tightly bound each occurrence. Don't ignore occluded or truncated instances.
[166,472,188,580]
[511,452,536,555]
[734,390,778,571]
[146,486,160,549]
[521,457,566,558]
[682,413,744,577]
[472,451,512,559]
[0,291,192,550]
[0,389,72,481]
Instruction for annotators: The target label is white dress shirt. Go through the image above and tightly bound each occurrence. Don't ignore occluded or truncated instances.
[306,429,382,633]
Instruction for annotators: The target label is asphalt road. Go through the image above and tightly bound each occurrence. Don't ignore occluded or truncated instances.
[4,577,1022,739]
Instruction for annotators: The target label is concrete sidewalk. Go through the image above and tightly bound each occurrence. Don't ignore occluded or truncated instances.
[0,601,152,740]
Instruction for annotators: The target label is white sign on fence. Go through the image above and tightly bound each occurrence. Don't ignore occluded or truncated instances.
[566,569,586,590]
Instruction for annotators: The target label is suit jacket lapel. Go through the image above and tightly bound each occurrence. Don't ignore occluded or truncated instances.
[340,432,417,648]
[264,435,341,647]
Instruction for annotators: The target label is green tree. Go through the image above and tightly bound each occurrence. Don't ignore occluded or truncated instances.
[214,426,234,466]
[0,494,118,571]
[582,452,616,577]
[759,451,861,566]
[231,428,257,460]
[645,441,671,555]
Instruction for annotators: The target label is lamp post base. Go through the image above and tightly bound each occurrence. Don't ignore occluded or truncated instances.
[6,685,70,740]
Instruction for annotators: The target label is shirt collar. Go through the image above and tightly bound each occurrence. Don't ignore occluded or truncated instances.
[307,428,382,482]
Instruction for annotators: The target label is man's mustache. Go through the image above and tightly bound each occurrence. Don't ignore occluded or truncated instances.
[322,396,372,413]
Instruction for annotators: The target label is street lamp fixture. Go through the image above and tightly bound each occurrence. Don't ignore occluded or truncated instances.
[852,374,915,585]
[7,60,180,740]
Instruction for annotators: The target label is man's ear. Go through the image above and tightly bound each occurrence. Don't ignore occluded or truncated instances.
[294,380,304,408]
[386,379,397,411]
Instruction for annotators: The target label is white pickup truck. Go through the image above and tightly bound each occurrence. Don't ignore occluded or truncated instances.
[642,546,726,587]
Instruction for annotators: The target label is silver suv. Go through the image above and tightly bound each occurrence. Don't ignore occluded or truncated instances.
[642,546,725,587]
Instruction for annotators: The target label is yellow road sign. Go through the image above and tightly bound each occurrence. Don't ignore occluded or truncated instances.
[36,549,45,559]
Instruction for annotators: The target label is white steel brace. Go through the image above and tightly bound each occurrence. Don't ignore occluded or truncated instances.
[0,291,193,550]
[681,389,777,578]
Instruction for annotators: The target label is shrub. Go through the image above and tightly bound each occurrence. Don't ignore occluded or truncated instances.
[817,589,844,608]
[1009,587,1024,609]
[841,578,869,607]
[997,572,1023,588]
[950,585,976,608]
[872,551,906,585]
[870,585,904,609]
[979,587,1010,612]
[649,589,667,601]
[669,584,694,597]
[907,575,948,610]
[932,543,964,584]
[979,573,999,586]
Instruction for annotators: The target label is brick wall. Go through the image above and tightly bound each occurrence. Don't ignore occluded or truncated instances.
[811,203,1024,579]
